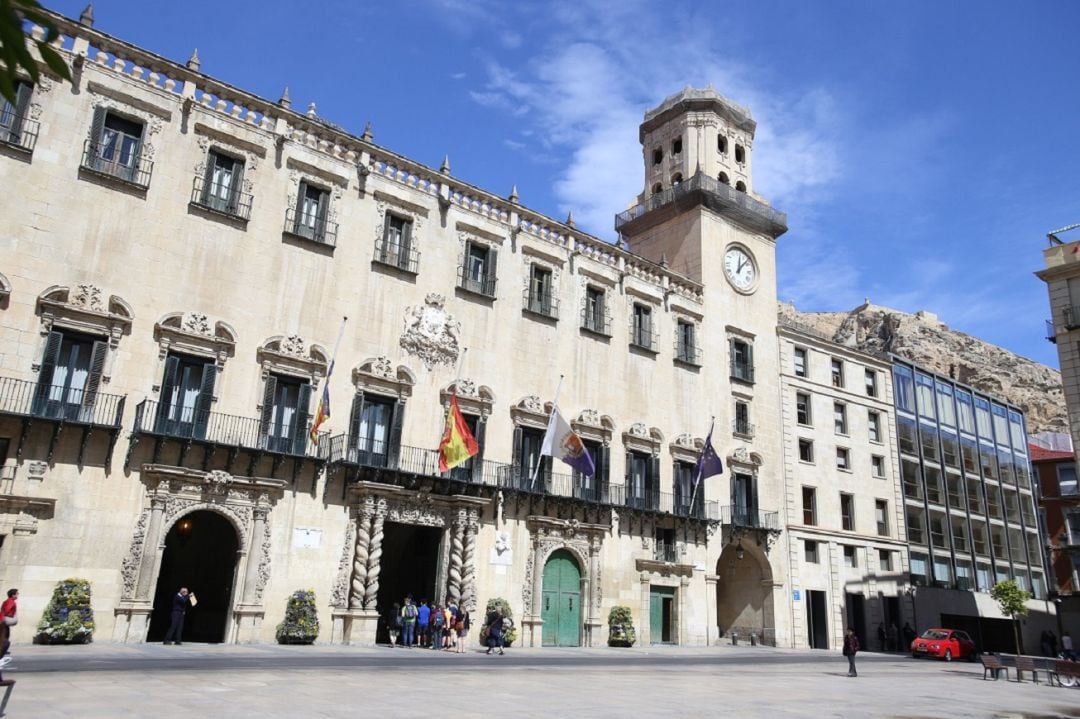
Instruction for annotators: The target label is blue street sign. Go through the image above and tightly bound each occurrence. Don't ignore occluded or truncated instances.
[792,590,801,601]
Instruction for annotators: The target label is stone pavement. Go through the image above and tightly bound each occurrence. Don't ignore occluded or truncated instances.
[0,642,1076,718]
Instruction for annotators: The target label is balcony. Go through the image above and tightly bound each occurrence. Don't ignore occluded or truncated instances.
[523,288,559,320]
[615,171,787,238]
[1046,319,1057,344]
[373,237,420,274]
[721,505,780,531]
[733,419,755,438]
[653,540,679,563]
[731,363,755,384]
[0,117,39,154]
[630,325,660,354]
[458,268,497,299]
[581,305,612,336]
[284,207,337,247]
[80,138,153,188]
[675,341,702,367]
[128,398,320,474]
[190,175,253,221]
[0,376,125,464]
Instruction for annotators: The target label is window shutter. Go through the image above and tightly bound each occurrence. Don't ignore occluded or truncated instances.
[649,455,661,502]
[624,451,633,496]
[511,425,523,486]
[486,246,498,295]
[202,151,217,203]
[90,106,106,143]
[192,362,217,440]
[472,418,487,484]
[259,375,278,440]
[81,340,109,415]
[295,181,309,232]
[128,134,143,183]
[747,342,755,378]
[387,399,405,469]
[728,340,735,375]
[229,159,246,213]
[380,212,394,262]
[460,240,472,287]
[293,382,313,456]
[348,392,366,456]
[399,219,412,268]
[597,445,610,501]
[155,355,181,432]
[33,330,65,414]
[315,188,329,235]
[10,82,32,141]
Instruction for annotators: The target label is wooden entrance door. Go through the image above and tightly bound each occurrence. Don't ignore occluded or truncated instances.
[650,585,676,644]
[541,549,582,646]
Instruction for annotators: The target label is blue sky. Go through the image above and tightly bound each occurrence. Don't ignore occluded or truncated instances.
[50,0,1079,367]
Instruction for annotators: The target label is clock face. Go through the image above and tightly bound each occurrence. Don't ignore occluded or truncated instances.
[724,246,757,292]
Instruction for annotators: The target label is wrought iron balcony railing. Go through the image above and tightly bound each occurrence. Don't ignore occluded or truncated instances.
[630,324,659,353]
[0,376,125,427]
[581,305,612,336]
[653,540,679,563]
[132,398,317,457]
[675,341,702,366]
[80,138,153,188]
[1046,319,1057,343]
[458,268,497,298]
[190,174,253,221]
[732,419,755,437]
[720,505,779,531]
[0,116,39,153]
[284,207,338,247]
[373,237,420,273]
[731,363,755,384]
[523,288,559,319]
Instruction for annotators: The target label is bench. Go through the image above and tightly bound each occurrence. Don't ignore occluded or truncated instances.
[0,678,14,717]
[1052,660,1080,688]
[980,654,1008,680]
[1012,655,1055,684]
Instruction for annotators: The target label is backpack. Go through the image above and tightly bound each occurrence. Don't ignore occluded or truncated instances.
[433,610,445,628]
[404,604,418,620]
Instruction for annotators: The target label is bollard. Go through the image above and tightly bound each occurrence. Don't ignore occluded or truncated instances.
[731,632,738,646]
[750,633,758,646]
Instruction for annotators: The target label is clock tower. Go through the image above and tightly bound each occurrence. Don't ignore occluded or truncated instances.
[615,86,791,647]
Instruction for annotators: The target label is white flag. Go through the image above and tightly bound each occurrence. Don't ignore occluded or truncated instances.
[540,406,595,476]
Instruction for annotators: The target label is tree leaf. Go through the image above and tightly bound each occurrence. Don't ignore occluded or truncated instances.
[38,42,70,81]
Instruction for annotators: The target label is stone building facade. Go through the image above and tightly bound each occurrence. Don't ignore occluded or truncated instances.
[0,12,795,647]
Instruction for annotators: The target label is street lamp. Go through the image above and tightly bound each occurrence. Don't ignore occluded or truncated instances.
[1051,592,1064,646]
[905,585,919,635]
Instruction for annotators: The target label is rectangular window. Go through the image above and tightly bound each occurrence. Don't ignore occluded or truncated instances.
[351,394,397,466]
[515,425,548,486]
[0,80,34,150]
[798,438,814,463]
[583,286,608,334]
[902,459,923,500]
[976,562,992,592]
[955,560,973,591]
[377,212,414,269]
[941,432,960,468]
[844,545,857,568]
[794,347,807,377]
[878,549,893,571]
[951,516,969,553]
[868,410,881,442]
[946,473,964,508]
[875,500,889,536]
[802,486,817,525]
[625,450,658,510]
[936,382,956,426]
[975,397,993,440]
[929,513,947,548]
[992,404,1009,446]
[796,392,812,426]
[920,422,939,464]
[836,447,851,471]
[805,540,819,564]
[33,330,109,423]
[925,465,943,505]
[957,391,976,434]
[840,493,855,531]
[910,552,928,585]
[631,303,655,350]
[292,181,331,242]
[734,401,751,436]
[87,108,147,184]
[676,320,699,364]
[915,373,936,420]
[461,241,497,296]
[1008,410,1026,450]
[933,556,952,587]
[865,369,877,397]
[960,436,978,473]
[260,374,312,456]
[673,460,699,517]
[897,416,917,454]
[730,339,754,382]
[894,365,915,413]
[449,413,482,483]
[155,353,216,441]
[834,402,847,434]
[831,358,844,388]
[1059,464,1078,496]
[985,484,1002,519]
[872,455,885,478]
[966,478,984,515]
[527,264,556,317]
[907,507,926,544]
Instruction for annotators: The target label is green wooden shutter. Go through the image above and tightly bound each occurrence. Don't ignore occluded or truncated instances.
[597,445,610,502]
[295,181,309,233]
[259,375,278,442]
[89,106,106,168]
[649,455,661,508]
[81,340,109,417]
[472,418,487,484]
[624,450,633,503]
[387,399,405,469]
[128,128,144,183]
[229,158,246,214]
[461,240,472,287]
[33,330,64,415]
[315,188,329,240]
[511,425,523,487]
[399,218,412,268]
[155,355,181,432]
[202,151,217,204]
[293,382,313,456]
[9,82,32,143]
[747,342,755,381]
[348,392,366,461]
[192,362,217,440]
[380,212,393,262]
[486,246,498,296]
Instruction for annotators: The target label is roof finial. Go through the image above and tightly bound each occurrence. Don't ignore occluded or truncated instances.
[278,86,291,109]
[186,48,200,72]
[565,210,575,227]
[361,121,373,142]
[79,3,94,27]
[659,252,669,268]
[440,154,451,174]
[509,184,519,204]
[307,102,317,118]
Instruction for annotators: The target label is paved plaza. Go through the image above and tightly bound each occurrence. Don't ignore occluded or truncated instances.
[0,643,1077,718]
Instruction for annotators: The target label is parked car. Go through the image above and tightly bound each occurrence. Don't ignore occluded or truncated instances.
[910,628,976,661]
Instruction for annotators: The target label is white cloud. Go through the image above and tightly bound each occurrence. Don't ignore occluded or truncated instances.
[450,71,467,80]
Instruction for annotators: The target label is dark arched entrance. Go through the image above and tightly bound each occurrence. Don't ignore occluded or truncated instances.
[148,510,239,643]
[715,544,774,644]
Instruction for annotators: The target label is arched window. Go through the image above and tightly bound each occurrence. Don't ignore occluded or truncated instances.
[651,182,663,195]
[718,135,727,154]
[671,173,683,186]
[653,148,663,165]
[672,137,682,155]
[735,181,746,193]
[735,144,745,163]
[718,172,729,185]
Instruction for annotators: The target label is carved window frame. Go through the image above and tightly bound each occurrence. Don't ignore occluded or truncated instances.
[34,284,134,384]
[440,379,495,420]
[571,410,615,448]
[622,422,664,457]
[374,190,427,253]
[255,335,330,417]
[669,433,703,464]
[351,357,416,402]
[510,395,550,431]
[151,312,237,398]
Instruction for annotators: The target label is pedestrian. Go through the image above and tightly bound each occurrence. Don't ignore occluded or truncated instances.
[388,602,402,648]
[886,623,898,652]
[401,596,418,648]
[1048,630,1058,657]
[877,623,886,652]
[444,605,454,649]
[455,607,471,654]
[163,587,193,645]
[1063,631,1076,661]
[1041,630,1053,658]
[418,599,431,648]
[843,627,860,677]
[485,607,504,655]
[0,588,18,668]
[431,603,445,650]
[902,622,916,648]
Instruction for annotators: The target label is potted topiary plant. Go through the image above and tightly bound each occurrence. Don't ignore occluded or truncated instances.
[34,578,95,644]
[479,597,518,647]
[607,605,636,647]
[275,589,320,645]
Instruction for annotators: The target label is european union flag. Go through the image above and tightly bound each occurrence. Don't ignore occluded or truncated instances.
[693,421,724,492]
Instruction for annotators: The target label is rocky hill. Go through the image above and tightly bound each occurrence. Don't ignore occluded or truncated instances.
[779,301,1066,434]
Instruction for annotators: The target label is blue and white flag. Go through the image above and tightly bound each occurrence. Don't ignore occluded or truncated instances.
[693,420,724,492]
[541,406,595,476]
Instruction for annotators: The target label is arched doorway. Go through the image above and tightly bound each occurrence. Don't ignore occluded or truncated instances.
[715,544,773,643]
[541,549,582,647]
[148,510,239,643]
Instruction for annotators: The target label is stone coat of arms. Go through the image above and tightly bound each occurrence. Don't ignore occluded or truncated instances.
[400,293,461,370]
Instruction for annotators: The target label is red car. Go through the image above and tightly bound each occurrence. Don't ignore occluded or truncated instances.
[910,628,977,661]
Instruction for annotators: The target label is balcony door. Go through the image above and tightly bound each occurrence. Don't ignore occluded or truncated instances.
[348,393,403,468]
[625,451,658,509]
[34,330,107,422]
[156,354,216,440]
[732,472,757,526]
[90,108,143,182]
[512,426,548,490]
[261,375,312,455]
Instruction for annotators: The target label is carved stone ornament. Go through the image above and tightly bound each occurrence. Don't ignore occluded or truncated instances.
[120,509,149,598]
[673,433,698,450]
[732,446,750,464]
[71,283,104,312]
[255,520,272,601]
[331,520,356,607]
[456,378,477,398]
[521,395,544,414]
[370,356,394,379]
[399,293,461,370]
[206,470,231,495]
[629,422,650,438]
[184,312,212,336]
[578,409,601,427]
[387,498,447,527]
[280,334,306,357]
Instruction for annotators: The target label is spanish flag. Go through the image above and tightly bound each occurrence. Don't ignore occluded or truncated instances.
[438,394,479,472]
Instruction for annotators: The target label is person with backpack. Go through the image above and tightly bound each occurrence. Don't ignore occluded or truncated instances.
[387,602,402,648]
[485,607,504,655]
[417,599,431,648]
[430,603,446,650]
[401,596,419,649]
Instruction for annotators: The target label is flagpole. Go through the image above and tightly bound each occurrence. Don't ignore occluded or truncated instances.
[690,415,714,510]
[310,317,347,443]
[530,373,564,489]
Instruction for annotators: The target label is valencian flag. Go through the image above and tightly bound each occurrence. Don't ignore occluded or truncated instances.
[693,419,724,492]
[438,394,479,472]
[309,317,347,443]
[540,406,595,476]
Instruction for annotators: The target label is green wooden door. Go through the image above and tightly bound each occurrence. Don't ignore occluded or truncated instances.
[650,585,676,644]
[541,549,582,646]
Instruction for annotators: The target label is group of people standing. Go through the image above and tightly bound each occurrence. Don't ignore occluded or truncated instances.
[1041,629,1076,659]
[385,596,510,655]
[875,622,918,652]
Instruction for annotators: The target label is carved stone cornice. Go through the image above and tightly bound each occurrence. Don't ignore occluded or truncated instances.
[257,335,330,381]
[352,357,416,400]
[140,464,286,508]
[440,379,495,418]
[36,284,133,340]
[0,493,56,535]
[634,558,694,578]
[154,312,237,365]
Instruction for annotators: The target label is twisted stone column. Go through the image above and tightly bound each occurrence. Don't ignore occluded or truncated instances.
[447,518,465,605]
[363,510,385,609]
[350,510,372,609]
[135,496,167,601]
[461,515,479,611]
